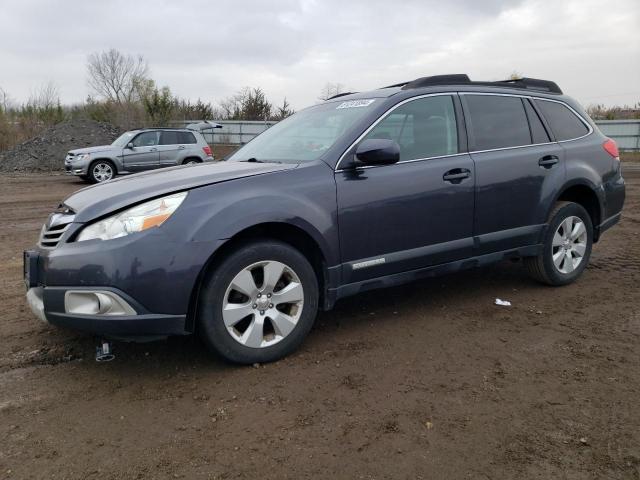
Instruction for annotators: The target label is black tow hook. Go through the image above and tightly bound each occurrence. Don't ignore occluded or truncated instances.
[95,340,115,362]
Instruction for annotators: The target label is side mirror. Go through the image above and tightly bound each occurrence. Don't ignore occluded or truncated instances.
[354,139,400,167]
[126,142,134,149]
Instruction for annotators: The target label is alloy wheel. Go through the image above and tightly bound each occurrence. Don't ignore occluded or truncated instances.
[93,163,113,182]
[552,215,587,274]
[222,260,304,348]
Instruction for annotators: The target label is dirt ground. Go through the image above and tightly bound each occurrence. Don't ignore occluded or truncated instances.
[0,168,639,480]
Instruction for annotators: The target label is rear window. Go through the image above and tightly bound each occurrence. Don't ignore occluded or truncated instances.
[523,99,550,144]
[464,95,531,150]
[159,131,197,145]
[178,131,197,144]
[159,131,180,145]
[535,100,589,141]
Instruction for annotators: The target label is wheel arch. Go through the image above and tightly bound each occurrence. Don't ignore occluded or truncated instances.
[185,221,330,333]
[182,156,202,165]
[89,157,118,174]
[552,180,604,241]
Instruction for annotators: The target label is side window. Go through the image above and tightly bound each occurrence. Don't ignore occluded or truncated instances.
[178,131,197,144]
[523,99,550,144]
[535,100,589,141]
[364,95,458,161]
[465,95,531,150]
[159,131,180,145]
[132,131,159,147]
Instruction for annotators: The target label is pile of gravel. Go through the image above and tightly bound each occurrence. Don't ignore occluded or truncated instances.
[0,119,121,173]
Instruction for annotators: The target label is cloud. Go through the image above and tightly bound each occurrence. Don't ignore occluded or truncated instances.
[0,0,638,109]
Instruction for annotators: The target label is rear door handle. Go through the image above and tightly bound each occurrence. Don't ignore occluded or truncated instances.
[538,155,559,169]
[443,168,471,184]
[178,145,186,149]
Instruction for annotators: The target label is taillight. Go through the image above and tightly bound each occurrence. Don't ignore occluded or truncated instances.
[203,145,212,157]
[603,138,619,159]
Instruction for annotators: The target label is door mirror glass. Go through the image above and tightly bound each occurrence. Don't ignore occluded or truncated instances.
[354,139,400,166]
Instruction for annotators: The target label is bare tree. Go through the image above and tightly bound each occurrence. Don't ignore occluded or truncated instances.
[318,82,346,101]
[28,81,60,111]
[87,49,149,104]
[508,71,523,80]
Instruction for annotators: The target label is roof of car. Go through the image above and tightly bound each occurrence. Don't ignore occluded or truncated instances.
[324,74,565,103]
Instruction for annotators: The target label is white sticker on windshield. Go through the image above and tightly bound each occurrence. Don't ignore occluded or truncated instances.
[336,99,376,109]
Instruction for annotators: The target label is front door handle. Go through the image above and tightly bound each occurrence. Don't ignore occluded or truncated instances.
[443,168,471,184]
[538,155,559,169]
[150,148,158,152]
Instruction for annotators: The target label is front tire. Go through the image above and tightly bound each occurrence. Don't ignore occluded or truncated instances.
[88,160,116,183]
[198,240,319,364]
[525,201,593,286]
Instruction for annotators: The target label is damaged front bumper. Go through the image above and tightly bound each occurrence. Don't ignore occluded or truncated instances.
[23,249,188,340]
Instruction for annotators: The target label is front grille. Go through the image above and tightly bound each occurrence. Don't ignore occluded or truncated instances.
[39,207,75,249]
[39,222,72,249]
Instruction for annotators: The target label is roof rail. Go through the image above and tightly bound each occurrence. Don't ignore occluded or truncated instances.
[401,74,471,90]
[380,81,411,89]
[382,74,563,95]
[327,92,357,100]
[492,77,563,94]
[136,127,185,131]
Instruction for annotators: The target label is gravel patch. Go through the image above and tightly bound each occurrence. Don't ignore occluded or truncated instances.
[0,119,121,173]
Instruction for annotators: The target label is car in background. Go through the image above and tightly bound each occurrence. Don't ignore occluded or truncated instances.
[65,122,220,183]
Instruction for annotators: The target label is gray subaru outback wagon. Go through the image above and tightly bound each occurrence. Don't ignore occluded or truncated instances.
[65,125,217,183]
[27,75,625,364]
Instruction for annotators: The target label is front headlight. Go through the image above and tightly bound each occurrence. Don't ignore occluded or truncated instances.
[75,154,89,161]
[76,192,188,242]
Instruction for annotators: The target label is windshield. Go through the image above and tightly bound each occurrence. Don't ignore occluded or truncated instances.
[111,131,137,147]
[227,99,378,163]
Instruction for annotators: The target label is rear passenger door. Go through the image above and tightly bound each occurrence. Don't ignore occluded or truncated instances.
[460,93,565,254]
[158,131,182,167]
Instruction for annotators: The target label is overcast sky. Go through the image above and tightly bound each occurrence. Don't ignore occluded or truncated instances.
[1,0,638,110]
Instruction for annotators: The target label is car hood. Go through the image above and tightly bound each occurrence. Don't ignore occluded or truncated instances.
[64,161,296,222]
[68,145,115,155]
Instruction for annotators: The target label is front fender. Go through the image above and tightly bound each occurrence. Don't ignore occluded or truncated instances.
[178,162,340,267]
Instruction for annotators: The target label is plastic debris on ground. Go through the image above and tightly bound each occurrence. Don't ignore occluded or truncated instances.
[495,298,512,307]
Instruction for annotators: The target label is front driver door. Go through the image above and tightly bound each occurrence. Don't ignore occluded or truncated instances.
[122,131,160,172]
[336,94,475,284]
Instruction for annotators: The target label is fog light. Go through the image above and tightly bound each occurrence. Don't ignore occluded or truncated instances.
[64,290,136,316]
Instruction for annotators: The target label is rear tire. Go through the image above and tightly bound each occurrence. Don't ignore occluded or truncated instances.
[183,158,201,165]
[198,240,319,364]
[524,201,593,286]
[88,160,116,183]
